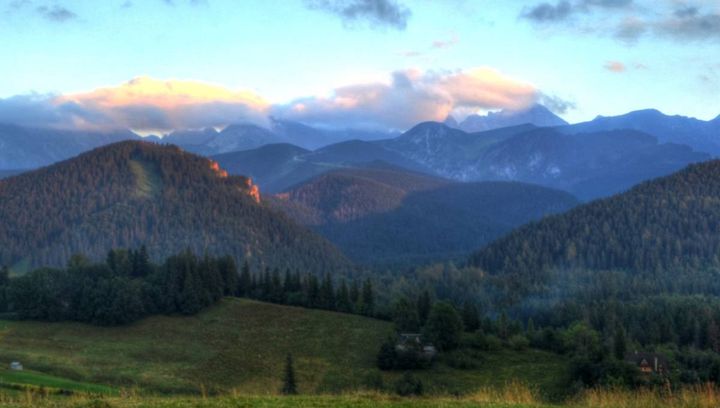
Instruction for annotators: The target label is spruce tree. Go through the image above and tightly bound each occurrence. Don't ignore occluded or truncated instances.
[281,353,298,395]
[319,274,335,310]
[0,266,9,286]
[417,290,432,325]
[614,326,627,360]
[238,261,251,296]
[360,278,375,317]
[461,301,480,332]
[336,280,352,313]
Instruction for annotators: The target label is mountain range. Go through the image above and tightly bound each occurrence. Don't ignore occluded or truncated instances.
[1,106,716,203]
[0,141,351,273]
[214,121,708,201]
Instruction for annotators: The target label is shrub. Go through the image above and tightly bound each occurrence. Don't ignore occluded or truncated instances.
[508,334,530,351]
[444,350,480,369]
[394,371,423,396]
[362,370,384,390]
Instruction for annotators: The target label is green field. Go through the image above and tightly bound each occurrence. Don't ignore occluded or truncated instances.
[0,298,569,398]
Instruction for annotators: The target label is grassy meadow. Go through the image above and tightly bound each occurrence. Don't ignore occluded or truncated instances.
[0,298,570,398]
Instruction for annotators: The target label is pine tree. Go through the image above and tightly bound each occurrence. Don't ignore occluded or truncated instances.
[393,297,420,332]
[461,301,480,332]
[132,245,152,277]
[417,290,432,325]
[281,353,298,395]
[306,275,320,308]
[336,280,352,313]
[614,326,627,360]
[349,280,360,305]
[423,302,464,351]
[238,261,251,296]
[0,266,9,286]
[319,274,335,310]
[360,278,375,317]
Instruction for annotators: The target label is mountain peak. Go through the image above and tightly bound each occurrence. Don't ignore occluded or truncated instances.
[457,104,567,133]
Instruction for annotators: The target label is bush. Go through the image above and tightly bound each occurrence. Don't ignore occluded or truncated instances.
[377,340,397,370]
[466,332,503,351]
[395,371,423,396]
[362,370,384,390]
[508,334,530,350]
[444,350,480,369]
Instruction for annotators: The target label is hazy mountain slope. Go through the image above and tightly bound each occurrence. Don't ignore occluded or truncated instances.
[166,124,285,155]
[270,166,578,265]
[478,128,709,200]
[566,109,720,155]
[471,159,720,285]
[380,123,709,200]
[0,169,25,179]
[212,140,433,193]
[0,123,140,170]
[0,141,352,272]
[271,118,397,150]
[453,104,568,133]
[211,143,345,193]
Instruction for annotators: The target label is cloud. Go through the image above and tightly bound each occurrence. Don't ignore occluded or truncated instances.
[522,1,574,22]
[36,4,77,22]
[304,0,411,30]
[0,69,544,132]
[163,0,207,6]
[0,77,269,133]
[604,60,626,72]
[431,34,459,49]
[521,0,720,42]
[538,93,576,114]
[272,68,538,130]
[655,9,720,40]
[521,0,632,23]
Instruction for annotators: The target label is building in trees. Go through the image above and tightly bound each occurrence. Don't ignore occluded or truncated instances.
[624,351,668,375]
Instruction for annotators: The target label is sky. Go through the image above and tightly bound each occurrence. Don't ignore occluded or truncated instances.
[0,0,718,133]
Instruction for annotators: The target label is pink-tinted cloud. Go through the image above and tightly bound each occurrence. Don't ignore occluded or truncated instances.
[0,69,543,132]
[604,60,627,72]
[272,68,539,130]
[50,77,269,132]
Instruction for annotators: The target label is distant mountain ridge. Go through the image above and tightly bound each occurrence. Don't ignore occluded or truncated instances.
[0,123,141,170]
[448,104,568,133]
[566,109,720,155]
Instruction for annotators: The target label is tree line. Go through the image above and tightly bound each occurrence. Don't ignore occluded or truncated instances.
[0,247,374,326]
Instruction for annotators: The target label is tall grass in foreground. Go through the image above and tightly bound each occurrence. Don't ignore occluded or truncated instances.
[2,383,720,407]
[574,383,720,408]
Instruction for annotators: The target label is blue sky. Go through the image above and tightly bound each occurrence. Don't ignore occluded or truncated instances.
[0,0,718,132]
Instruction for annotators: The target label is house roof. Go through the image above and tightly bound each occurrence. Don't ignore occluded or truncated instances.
[624,351,669,368]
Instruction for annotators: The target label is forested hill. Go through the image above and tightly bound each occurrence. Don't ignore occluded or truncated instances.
[270,165,578,266]
[0,141,352,273]
[470,159,720,288]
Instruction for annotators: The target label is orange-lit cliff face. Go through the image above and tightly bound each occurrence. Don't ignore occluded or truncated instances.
[244,177,261,204]
[208,160,229,178]
[207,159,259,203]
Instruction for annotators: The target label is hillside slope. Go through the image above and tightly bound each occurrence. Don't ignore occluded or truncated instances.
[0,141,351,272]
[270,166,579,265]
[471,159,720,290]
